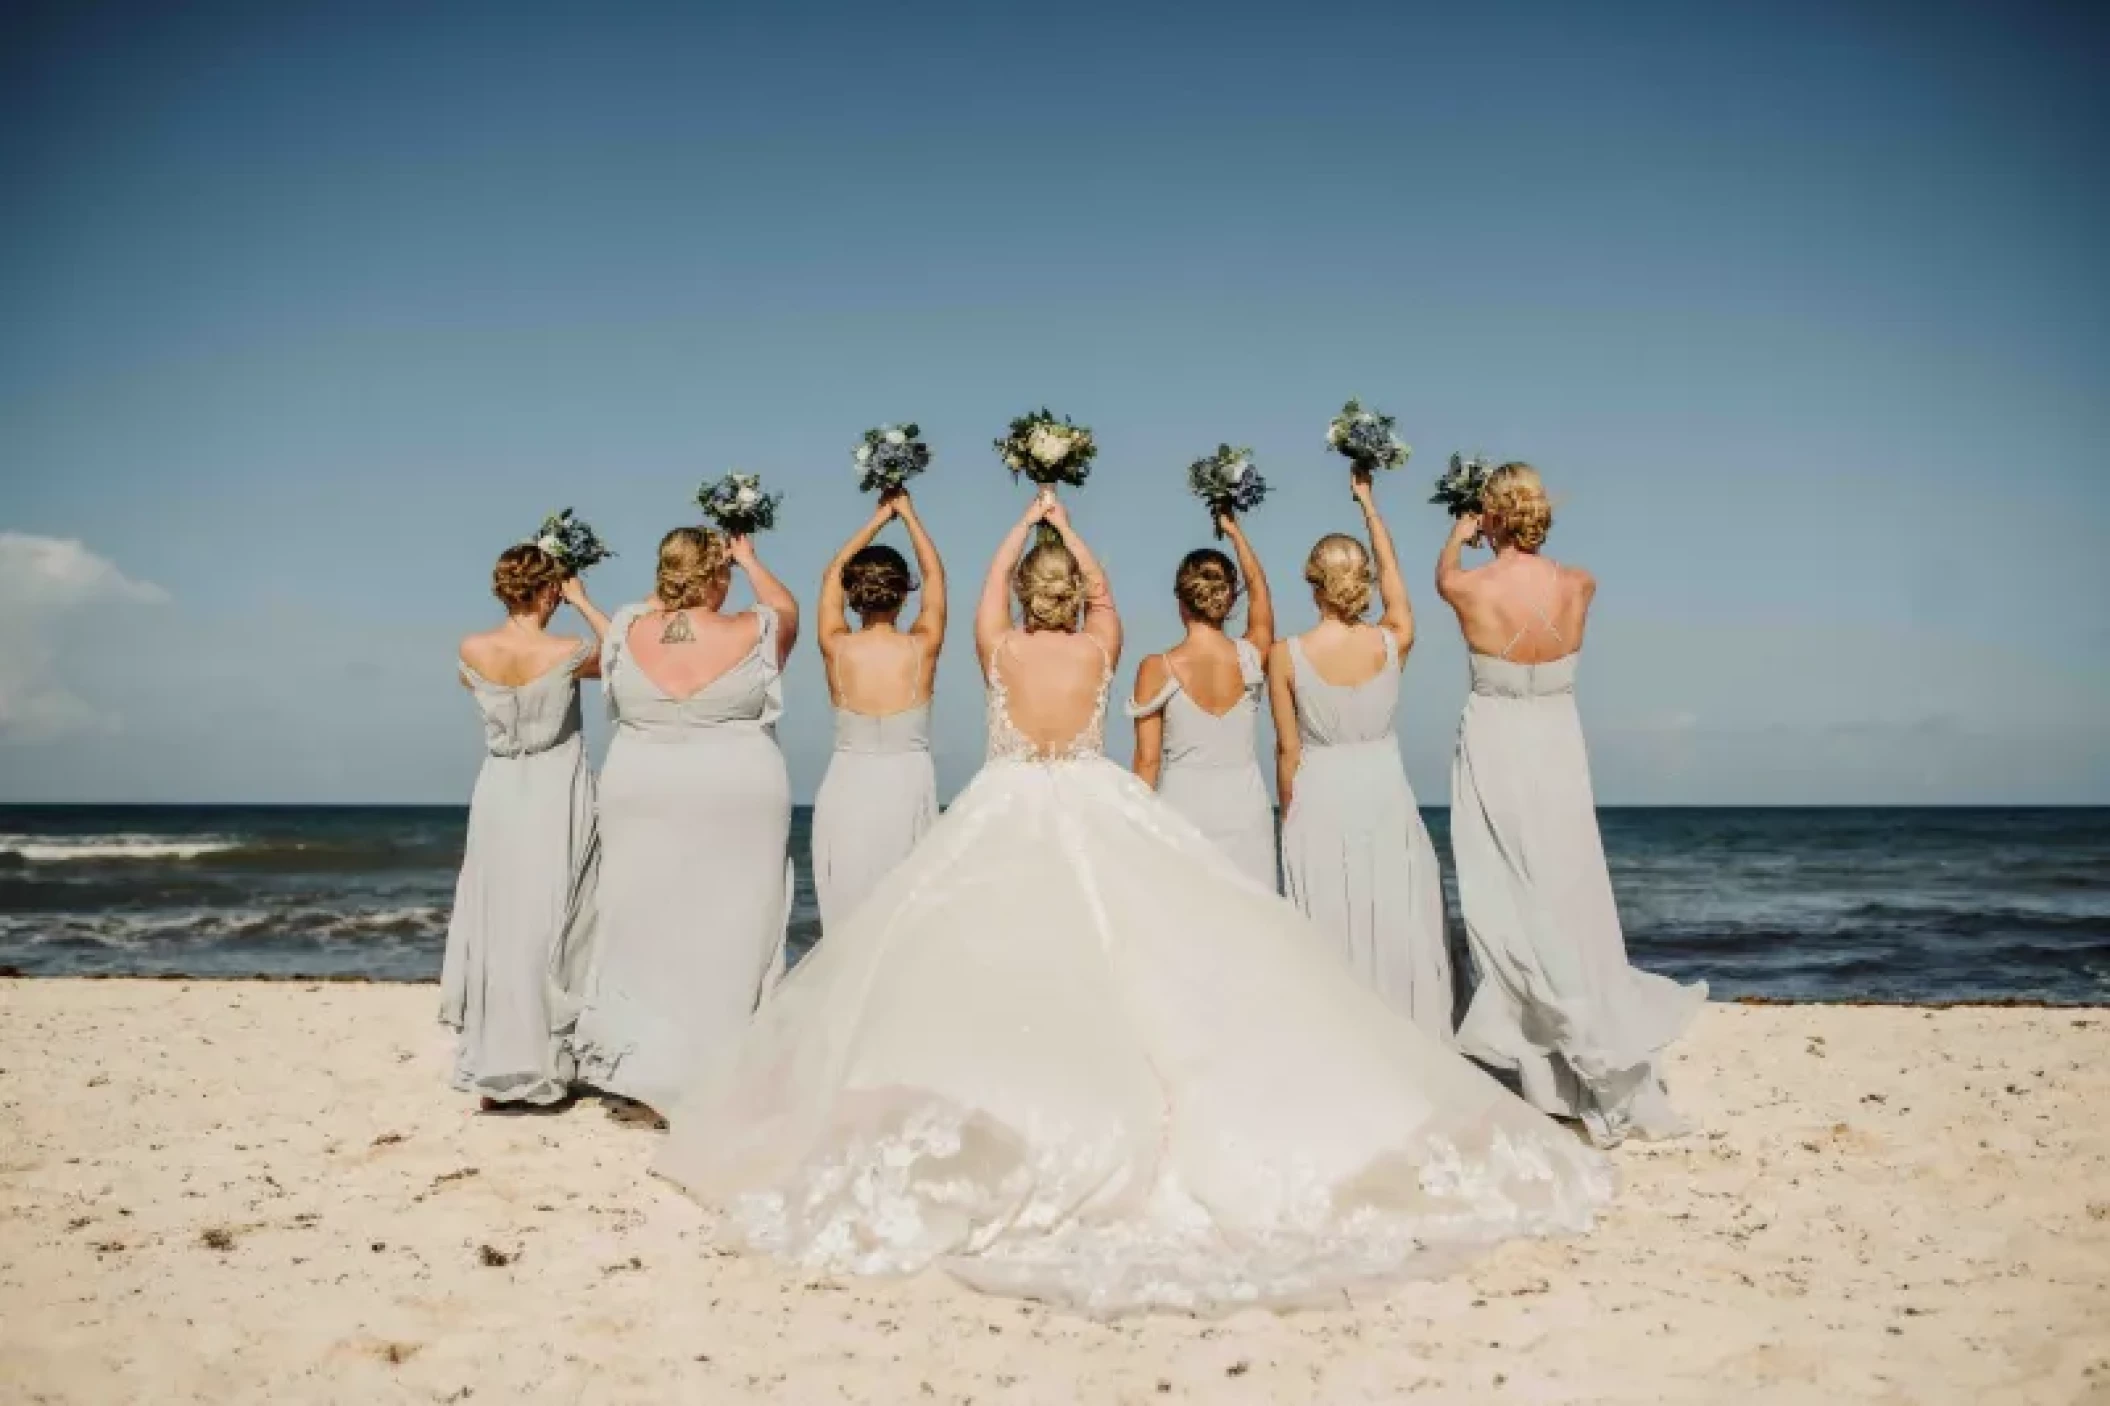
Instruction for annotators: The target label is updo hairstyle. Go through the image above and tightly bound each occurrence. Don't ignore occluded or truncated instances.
[1303,534,1374,620]
[656,527,731,610]
[1013,541,1085,632]
[492,544,565,613]
[1480,463,1553,551]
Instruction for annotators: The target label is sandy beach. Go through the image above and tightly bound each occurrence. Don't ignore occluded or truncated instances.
[1,980,2104,1405]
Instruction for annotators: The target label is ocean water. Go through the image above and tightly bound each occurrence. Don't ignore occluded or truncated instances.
[0,805,2105,1003]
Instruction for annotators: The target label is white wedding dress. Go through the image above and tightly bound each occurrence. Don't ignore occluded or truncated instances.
[655,634,1612,1314]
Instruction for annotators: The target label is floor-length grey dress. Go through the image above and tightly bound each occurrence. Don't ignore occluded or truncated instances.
[1278,632,1452,1040]
[569,605,793,1112]
[439,642,597,1105]
[1452,632,1707,1147]
[811,690,938,936]
[1125,638,1277,893]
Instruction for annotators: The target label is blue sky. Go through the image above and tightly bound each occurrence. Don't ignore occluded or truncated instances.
[3,0,2106,803]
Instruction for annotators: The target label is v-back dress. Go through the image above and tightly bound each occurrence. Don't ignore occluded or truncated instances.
[568,605,794,1112]
[1278,631,1452,1041]
[1451,604,1706,1147]
[654,629,1611,1315]
[811,641,939,935]
[439,642,597,1105]
[1125,638,1277,892]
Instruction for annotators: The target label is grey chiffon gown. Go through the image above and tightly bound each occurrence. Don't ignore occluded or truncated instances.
[811,673,939,935]
[1278,631,1453,1041]
[439,642,597,1105]
[1452,608,1707,1147]
[1124,638,1278,893]
[569,605,794,1112]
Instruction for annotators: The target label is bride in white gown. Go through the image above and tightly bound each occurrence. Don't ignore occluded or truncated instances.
[656,493,1613,1315]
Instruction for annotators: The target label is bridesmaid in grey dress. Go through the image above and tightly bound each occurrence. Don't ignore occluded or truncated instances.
[1438,463,1705,1146]
[440,544,608,1108]
[1127,509,1278,892]
[812,490,947,934]
[1269,469,1452,1040]
[569,527,800,1117]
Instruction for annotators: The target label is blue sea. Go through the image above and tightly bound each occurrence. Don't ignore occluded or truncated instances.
[0,805,2105,1003]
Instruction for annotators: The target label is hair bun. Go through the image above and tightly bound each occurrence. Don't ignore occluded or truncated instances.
[1481,463,1553,551]
[1174,549,1239,626]
[656,527,730,610]
[1014,541,1085,632]
[493,544,565,611]
[1303,534,1373,620]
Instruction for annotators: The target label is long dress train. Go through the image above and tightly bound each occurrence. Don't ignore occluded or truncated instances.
[439,642,597,1105]
[1277,632,1452,1040]
[569,605,793,1112]
[1452,621,1706,1147]
[1124,637,1278,892]
[654,637,1611,1315]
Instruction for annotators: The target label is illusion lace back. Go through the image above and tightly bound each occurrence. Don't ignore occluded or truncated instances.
[984,632,1112,764]
[655,622,1613,1314]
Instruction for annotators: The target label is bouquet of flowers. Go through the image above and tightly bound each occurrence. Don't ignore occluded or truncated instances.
[1325,398,1411,472]
[1187,444,1267,535]
[696,471,781,536]
[995,408,1096,489]
[1429,451,1496,518]
[854,423,931,496]
[528,508,613,573]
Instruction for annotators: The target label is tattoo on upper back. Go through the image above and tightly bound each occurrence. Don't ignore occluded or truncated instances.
[659,611,696,645]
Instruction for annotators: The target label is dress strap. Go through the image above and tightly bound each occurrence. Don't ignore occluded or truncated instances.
[750,604,781,671]
[910,635,927,705]
[1123,655,1180,719]
[1497,595,1564,660]
[1379,628,1399,669]
[1233,637,1264,690]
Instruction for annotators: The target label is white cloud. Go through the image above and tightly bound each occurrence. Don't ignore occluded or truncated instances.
[0,533,170,743]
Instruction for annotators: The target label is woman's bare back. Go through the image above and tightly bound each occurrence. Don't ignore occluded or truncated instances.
[1450,556,1593,663]
[830,629,927,715]
[1160,633,1248,716]
[627,609,760,699]
[991,630,1112,752]
[459,628,585,687]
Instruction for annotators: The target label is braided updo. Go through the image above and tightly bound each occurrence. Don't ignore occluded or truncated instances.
[1304,534,1374,620]
[492,544,565,613]
[1480,463,1552,552]
[841,545,916,617]
[656,527,731,610]
[1173,548,1239,626]
[1014,541,1085,633]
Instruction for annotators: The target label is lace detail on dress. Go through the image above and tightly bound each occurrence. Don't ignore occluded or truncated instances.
[983,634,1113,764]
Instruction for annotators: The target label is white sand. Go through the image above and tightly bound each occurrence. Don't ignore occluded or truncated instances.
[1,980,2105,1404]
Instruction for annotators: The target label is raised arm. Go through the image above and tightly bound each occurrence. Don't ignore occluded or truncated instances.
[1130,653,1169,789]
[730,535,800,666]
[560,576,610,679]
[1044,498,1120,663]
[818,499,895,655]
[1266,641,1302,811]
[895,492,948,663]
[975,498,1043,667]
[1435,512,1482,609]
[1219,511,1274,654]
[1352,469,1413,663]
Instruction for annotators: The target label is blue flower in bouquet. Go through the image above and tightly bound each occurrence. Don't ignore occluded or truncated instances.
[696,471,781,536]
[1187,445,1268,534]
[854,423,931,495]
[527,508,613,573]
[1430,452,1496,517]
[1325,398,1411,472]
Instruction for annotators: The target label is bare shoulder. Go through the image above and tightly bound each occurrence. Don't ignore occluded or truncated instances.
[1132,651,1169,701]
[458,630,501,667]
[1560,561,1598,598]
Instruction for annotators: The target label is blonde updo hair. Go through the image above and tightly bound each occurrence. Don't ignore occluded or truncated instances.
[1014,541,1085,633]
[1173,548,1239,626]
[1481,463,1552,552]
[1304,534,1374,620]
[655,526,731,610]
[492,544,565,613]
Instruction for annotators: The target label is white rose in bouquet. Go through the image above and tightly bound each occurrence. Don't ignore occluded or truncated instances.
[1027,424,1073,468]
[884,428,906,446]
[538,535,563,555]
